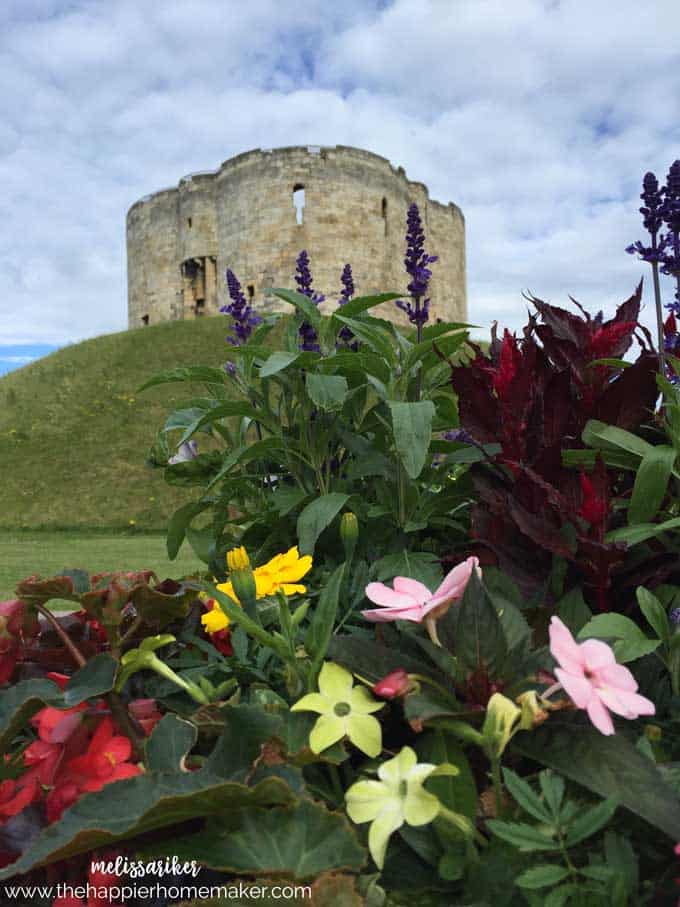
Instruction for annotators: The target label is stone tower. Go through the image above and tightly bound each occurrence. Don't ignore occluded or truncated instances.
[126,145,466,328]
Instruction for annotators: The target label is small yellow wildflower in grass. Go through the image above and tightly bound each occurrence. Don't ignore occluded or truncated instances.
[291,661,384,757]
[201,545,312,635]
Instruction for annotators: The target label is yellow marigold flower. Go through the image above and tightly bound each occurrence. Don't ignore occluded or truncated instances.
[226,546,250,572]
[201,546,312,635]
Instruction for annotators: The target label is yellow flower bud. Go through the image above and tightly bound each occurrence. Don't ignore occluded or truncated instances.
[227,546,250,572]
[482,692,522,760]
[644,723,662,742]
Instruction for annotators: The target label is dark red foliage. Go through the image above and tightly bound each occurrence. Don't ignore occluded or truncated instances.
[449,285,659,611]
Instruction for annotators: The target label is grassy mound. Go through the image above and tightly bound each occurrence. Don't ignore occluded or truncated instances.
[0,317,238,530]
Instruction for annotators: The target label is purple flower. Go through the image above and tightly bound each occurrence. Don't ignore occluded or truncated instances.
[295,250,324,352]
[661,161,680,310]
[168,440,198,465]
[221,269,262,345]
[670,606,680,627]
[337,263,358,350]
[443,429,473,443]
[626,171,668,265]
[395,203,438,330]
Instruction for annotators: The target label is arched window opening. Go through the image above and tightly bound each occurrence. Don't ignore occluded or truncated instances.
[141,314,149,326]
[293,184,305,225]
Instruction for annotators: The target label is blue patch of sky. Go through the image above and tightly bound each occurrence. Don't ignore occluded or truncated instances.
[0,344,59,377]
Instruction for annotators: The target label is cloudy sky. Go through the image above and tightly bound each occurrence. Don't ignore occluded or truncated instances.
[1,0,679,374]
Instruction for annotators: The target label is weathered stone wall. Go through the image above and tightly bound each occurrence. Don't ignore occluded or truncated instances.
[126,145,466,328]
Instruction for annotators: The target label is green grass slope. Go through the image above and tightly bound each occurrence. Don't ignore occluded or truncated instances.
[0,317,237,530]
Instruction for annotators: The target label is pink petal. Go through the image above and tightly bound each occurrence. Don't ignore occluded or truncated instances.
[364,582,418,610]
[594,663,638,692]
[549,617,584,674]
[597,686,655,720]
[361,606,425,623]
[555,667,593,708]
[392,577,432,604]
[587,696,615,735]
[432,557,479,602]
[580,639,616,672]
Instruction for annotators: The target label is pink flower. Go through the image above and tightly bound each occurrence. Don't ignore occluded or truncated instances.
[363,557,480,624]
[548,616,655,736]
[373,669,412,700]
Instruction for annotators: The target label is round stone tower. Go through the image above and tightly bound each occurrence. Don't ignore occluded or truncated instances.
[126,145,466,328]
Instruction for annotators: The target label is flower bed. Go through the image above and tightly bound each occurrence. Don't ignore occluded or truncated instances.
[3,173,680,906]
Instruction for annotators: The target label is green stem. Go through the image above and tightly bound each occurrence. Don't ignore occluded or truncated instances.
[328,763,345,808]
[438,806,487,848]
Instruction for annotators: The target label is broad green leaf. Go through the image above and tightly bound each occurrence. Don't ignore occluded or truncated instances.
[333,315,394,361]
[208,437,286,488]
[0,679,60,750]
[162,799,365,879]
[545,885,578,907]
[259,351,302,378]
[206,705,283,782]
[372,550,443,590]
[328,635,442,686]
[582,420,653,459]
[578,613,660,663]
[539,771,565,819]
[564,797,618,847]
[487,820,557,852]
[138,365,227,393]
[305,563,344,677]
[297,493,350,555]
[145,714,197,772]
[179,401,265,444]
[515,865,570,889]
[0,773,292,879]
[271,288,322,328]
[389,400,436,479]
[163,406,212,435]
[63,654,118,707]
[453,570,507,673]
[305,372,349,412]
[637,586,670,644]
[186,526,216,565]
[556,587,592,634]
[579,864,615,881]
[129,583,192,627]
[502,768,553,824]
[331,291,402,319]
[515,724,680,839]
[416,730,476,820]
[628,445,676,524]
[607,517,680,546]
[166,501,209,560]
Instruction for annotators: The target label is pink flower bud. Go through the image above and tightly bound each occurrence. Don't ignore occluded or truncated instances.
[373,669,411,700]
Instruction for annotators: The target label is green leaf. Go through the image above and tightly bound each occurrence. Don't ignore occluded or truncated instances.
[582,420,653,459]
[297,493,350,555]
[271,288,322,328]
[579,864,615,881]
[63,654,118,707]
[138,365,227,393]
[179,401,264,444]
[0,679,60,750]
[453,570,507,673]
[259,351,302,378]
[578,613,660,663]
[207,437,286,488]
[539,771,565,819]
[145,714,197,772]
[185,526,215,565]
[515,865,570,889]
[206,705,283,782]
[487,820,557,852]
[628,445,676,524]
[604,831,638,895]
[416,730,477,820]
[333,315,395,361]
[637,586,670,644]
[607,517,680,546]
[502,768,553,823]
[332,292,402,320]
[557,587,592,634]
[161,799,365,879]
[564,798,618,847]
[515,723,680,839]
[0,772,292,879]
[545,884,578,907]
[388,400,436,479]
[166,501,209,560]
[305,563,344,676]
[372,550,443,590]
[305,372,349,412]
[129,583,192,627]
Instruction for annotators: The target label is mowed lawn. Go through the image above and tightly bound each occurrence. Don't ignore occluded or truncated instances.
[0,531,203,600]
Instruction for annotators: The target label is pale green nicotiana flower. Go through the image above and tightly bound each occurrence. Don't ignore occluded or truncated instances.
[291,661,384,757]
[345,745,460,869]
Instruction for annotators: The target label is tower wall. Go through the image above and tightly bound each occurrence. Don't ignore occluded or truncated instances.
[126,146,466,328]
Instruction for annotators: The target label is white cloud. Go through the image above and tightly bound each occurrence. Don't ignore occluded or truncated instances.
[0,0,678,347]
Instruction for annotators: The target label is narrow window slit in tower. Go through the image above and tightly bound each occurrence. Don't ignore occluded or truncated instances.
[141,314,149,326]
[381,197,388,235]
[293,184,305,225]
[187,217,192,228]
[247,285,255,299]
